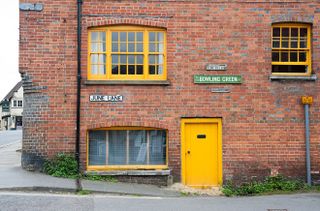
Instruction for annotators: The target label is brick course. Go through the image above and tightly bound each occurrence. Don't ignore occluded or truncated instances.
[20,0,320,185]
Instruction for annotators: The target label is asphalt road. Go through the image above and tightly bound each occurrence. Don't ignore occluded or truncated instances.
[0,191,319,211]
[0,130,22,147]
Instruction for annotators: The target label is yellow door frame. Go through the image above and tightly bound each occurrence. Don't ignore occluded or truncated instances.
[181,118,223,186]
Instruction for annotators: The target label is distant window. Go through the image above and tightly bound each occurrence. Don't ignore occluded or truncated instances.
[272,23,312,76]
[88,128,167,169]
[13,100,17,107]
[18,100,22,107]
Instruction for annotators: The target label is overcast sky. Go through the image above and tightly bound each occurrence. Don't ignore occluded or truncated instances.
[0,1,20,100]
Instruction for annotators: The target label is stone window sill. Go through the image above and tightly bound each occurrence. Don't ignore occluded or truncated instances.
[85,169,171,176]
[84,80,170,86]
[270,74,317,81]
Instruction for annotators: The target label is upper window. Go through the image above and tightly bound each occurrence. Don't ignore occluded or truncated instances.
[88,26,166,80]
[272,23,312,76]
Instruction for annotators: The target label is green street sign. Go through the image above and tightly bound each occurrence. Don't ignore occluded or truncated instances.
[194,75,242,84]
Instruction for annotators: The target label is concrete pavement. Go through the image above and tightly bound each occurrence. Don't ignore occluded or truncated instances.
[0,138,180,197]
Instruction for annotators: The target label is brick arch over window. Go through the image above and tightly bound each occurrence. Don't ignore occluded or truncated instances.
[84,17,168,29]
[86,118,169,131]
[271,16,314,25]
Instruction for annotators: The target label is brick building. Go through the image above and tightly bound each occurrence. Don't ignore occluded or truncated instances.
[20,0,320,187]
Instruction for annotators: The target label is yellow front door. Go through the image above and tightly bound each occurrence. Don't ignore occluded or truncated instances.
[181,118,222,188]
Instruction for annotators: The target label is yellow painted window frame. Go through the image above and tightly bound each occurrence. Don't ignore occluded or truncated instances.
[86,127,168,171]
[88,26,167,81]
[271,23,312,76]
[180,118,223,187]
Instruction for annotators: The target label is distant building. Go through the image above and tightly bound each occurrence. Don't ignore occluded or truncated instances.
[0,81,23,131]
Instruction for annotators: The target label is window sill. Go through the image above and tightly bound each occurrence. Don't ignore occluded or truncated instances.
[85,169,171,176]
[269,74,317,81]
[85,80,170,86]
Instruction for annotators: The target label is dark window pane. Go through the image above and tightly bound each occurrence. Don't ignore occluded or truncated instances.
[281,52,288,62]
[137,65,143,74]
[108,131,127,165]
[291,28,298,37]
[112,32,118,42]
[273,41,280,48]
[149,65,155,74]
[128,32,135,42]
[282,28,289,37]
[128,65,135,75]
[112,65,118,74]
[272,65,306,73]
[299,52,306,62]
[272,52,279,62]
[120,32,127,42]
[120,65,127,74]
[129,131,147,165]
[300,28,307,37]
[291,41,298,48]
[282,41,288,48]
[273,27,280,37]
[149,130,166,165]
[300,38,307,48]
[137,32,143,41]
[290,52,297,62]
[89,131,106,165]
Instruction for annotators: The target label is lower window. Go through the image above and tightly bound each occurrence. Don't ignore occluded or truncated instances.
[88,129,167,167]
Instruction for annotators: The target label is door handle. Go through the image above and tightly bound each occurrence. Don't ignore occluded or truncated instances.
[187,150,191,154]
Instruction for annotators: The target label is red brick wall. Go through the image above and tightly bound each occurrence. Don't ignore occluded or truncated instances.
[20,0,320,183]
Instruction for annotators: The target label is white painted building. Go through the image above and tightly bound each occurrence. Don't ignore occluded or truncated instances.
[0,82,23,130]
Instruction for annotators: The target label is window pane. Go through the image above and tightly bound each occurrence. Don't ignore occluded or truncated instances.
[128,55,135,64]
[128,65,135,75]
[129,131,147,164]
[112,65,118,74]
[291,28,298,37]
[120,32,127,42]
[99,65,105,75]
[112,43,118,52]
[290,52,297,62]
[291,40,298,48]
[149,32,156,42]
[282,28,289,37]
[149,43,156,52]
[273,40,280,48]
[158,55,163,64]
[120,65,127,74]
[136,32,143,41]
[300,38,307,48]
[137,65,143,74]
[149,130,166,165]
[91,32,99,42]
[120,55,126,64]
[149,65,155,74]
[91,65,98,75]
[101,32,106,42]
[149,55,155,64]
[273,27,280,37]
[89,131,106,165]
[120,43,127,52]
[91,43,99,52]
[272,52,279,62]
[158,43,164,53]
[98,54,106,64]
[108,131,127,165]
[158,65,163,75]
[112,55,118,64]
[112,32,118,42]
[128,43,135,52]
[281,52,288,62]
[136,43,143,52]
[158,32,164,42]
[299,52,306,62]
[128,32,135,42]
[137,55,143,64]
[282,40,288,48]
[91,54,98,64]
[300,28,307,37]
